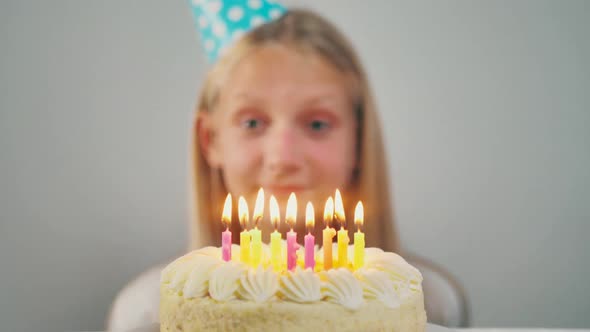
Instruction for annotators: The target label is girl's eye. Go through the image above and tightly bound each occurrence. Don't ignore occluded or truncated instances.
[240,117,267,132]
[309,120,330,131]
[243,119,261,129]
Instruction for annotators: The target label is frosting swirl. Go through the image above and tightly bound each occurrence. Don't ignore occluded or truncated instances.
[183,256,220,298]
[238,266,278,302]
[355,268,401,309]
[280,268,322,303]
[364,250,423,290]
[321,268,364,310]
[208,262,245,302]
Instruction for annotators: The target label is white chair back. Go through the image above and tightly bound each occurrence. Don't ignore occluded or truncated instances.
[405,253,471,328]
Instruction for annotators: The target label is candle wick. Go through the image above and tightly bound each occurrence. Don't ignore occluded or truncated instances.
[254,216,260,228]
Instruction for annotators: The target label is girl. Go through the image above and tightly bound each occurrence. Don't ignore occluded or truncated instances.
[108,6,398,331]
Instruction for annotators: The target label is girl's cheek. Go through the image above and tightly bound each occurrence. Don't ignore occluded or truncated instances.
[305,134,356,183]
[309,128,354,162]
[222,137,262,169]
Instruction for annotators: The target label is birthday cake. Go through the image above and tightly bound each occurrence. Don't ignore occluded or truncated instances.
[159,244,426,332]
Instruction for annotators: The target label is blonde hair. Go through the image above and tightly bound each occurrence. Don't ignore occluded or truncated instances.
[189,9,399,253]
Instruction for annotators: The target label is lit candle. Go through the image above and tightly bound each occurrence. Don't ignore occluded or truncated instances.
[269,195,282,272]
[238,196,251,265]
[322,197,336,270]
[286,193,300,271]
[250,188,264,267]
[304,201,315,270]
[335,189,349,268]
[221,193,232,262]
[353,201,365,270]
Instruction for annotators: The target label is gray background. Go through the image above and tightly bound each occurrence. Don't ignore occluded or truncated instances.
[1,0,589,331]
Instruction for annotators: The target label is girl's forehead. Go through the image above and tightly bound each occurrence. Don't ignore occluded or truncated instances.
[220,44,353,105]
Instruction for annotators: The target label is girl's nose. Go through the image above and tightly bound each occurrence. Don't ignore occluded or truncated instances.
[265,125,303,174]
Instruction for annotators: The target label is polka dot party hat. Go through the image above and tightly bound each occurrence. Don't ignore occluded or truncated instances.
[188,0,287,62]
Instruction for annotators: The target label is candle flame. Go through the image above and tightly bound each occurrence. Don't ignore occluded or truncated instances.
[334,189,346,226]
[269,195,280,230]
[306,201,315,230]
[238,196,249,229]
[354,201,364,230]
[252,188,264,227]
[285,192,297,229]
[222,193,232,228]
[323,196,334,227]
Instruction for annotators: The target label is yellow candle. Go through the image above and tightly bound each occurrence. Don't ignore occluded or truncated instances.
[322,197,336,270]
[270,230,281,271]
[240,231,251,263]
[335,189,349,268]
[238,196,251,265]
[269,195,282,272]
[251,188,264,267]
[353,201,365,270]
[337,228,349,268]
[250,227,261,267]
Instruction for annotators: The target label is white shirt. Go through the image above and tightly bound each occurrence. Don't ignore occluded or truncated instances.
[107,265,165,332]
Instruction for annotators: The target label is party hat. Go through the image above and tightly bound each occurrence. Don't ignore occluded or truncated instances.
[188,0,287,62]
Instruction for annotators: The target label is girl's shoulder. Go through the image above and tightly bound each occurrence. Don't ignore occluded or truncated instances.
[106,263,167,331]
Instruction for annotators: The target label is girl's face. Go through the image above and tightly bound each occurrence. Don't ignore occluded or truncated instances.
[201,44,357,218]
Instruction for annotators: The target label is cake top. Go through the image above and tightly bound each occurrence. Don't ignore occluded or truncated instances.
[161,244,422,310]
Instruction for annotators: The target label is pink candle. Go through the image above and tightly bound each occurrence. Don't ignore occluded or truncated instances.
[285,193,299,271]
[304,201,316,270]
[221,194,232,262]
[287,230,299,271]
[222,228,232,262]
[304,233,315,270]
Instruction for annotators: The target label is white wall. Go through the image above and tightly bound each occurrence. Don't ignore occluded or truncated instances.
[1,0,588,331]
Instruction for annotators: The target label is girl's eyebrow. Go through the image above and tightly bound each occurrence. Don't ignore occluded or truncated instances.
[227,91,261,103]
[225,92,265,111]
[228,88,347,109]
[301,94,338,105]
[299,92,347,109]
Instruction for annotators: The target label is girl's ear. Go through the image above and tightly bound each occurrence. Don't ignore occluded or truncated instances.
[196,111,221,168]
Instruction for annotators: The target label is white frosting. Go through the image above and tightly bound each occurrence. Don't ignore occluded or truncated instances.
[169,261,198,292]
[195,246,222,259]
[280,268,322,303]
[355,268,401,309]
[321,268,364,310]
[238,266,278,302]
[162,244,423,310]
[208,262,245,301]
[183,256,220,298]
[394,279,414,299]
[161,252,198,284]
[364,250,423,289]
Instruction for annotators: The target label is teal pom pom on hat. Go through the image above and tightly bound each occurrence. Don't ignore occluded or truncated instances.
[188,0,287,62]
